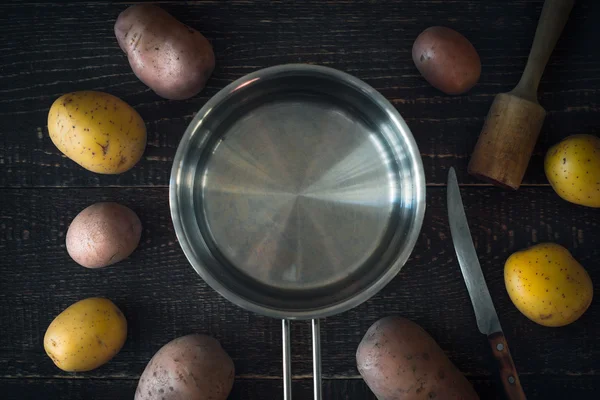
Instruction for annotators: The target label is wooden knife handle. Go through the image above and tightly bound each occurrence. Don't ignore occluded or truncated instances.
[488,332,527,400]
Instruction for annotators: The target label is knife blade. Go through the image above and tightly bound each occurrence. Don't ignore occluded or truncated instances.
[447,168,502,336]
[447,167,527,400]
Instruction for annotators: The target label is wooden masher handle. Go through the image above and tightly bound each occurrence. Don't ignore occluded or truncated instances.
[513,0,575,101]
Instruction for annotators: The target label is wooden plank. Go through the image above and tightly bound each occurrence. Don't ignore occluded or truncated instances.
[0,187,598,381]
[1,1,599,187]
[2,376,600,400]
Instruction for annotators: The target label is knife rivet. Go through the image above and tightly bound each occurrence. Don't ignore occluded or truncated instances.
[496,343,504,351]
[508,376,515,384]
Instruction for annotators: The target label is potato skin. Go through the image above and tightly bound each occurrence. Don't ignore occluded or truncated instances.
[412,26,481,95]
[505,243,593,327]
[135,334,234,400]
[357,316,478,400]
[48,91,146,174]
[545,134,600,208]
[115,5,215,100]
[44,297,127,372]
[66,202,142,268]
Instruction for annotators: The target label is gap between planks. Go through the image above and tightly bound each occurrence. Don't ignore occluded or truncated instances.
[0,371,595,381]
[0,184,553,190]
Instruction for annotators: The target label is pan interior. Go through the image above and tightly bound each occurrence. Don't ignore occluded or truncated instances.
[175,68,421,317]
[202,96,395,290]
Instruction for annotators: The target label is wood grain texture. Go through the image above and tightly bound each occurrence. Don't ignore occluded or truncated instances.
[1,0,599,187]
[468,93,546,189]
[469,0,576,190]
[2,1,599,399]
[1,187,598,382]
[3,376,600,400]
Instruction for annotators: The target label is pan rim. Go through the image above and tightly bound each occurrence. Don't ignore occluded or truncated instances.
[170,63,426,319]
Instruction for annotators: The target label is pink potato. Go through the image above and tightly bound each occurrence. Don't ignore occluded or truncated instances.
[66,202,142,268]
[115,5,215,100]
[412,26,481,95]
[135,334,234,400]
[357,316,479,400]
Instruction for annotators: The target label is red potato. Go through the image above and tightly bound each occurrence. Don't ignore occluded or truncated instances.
[135,334,234,400]
[115,5,215,100]
[412,27,481,95]
[66,202,142,268]
[357,316,478,400]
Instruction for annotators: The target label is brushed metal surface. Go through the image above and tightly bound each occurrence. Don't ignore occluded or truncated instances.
[202,99,394,290]
[170,64,425,319]
[447,167,502,335]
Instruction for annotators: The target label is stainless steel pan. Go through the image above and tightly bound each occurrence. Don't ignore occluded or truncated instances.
[170,64,425,399]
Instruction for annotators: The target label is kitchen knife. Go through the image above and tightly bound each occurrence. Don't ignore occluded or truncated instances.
[447,167,527,400]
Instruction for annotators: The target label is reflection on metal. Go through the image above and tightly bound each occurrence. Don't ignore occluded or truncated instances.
[170,64,425,319]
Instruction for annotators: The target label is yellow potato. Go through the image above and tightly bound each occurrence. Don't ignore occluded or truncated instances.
[545,134,600,208]
[48,91,146,174]
[44,297,127,372]
[504,243,593,327]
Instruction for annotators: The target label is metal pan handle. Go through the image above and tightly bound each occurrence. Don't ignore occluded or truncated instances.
[282,319,322,400]
[311,319,322,400]
[282,319,292,399]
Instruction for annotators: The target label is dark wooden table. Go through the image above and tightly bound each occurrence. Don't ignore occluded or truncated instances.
[2,0,599,399]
